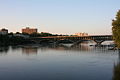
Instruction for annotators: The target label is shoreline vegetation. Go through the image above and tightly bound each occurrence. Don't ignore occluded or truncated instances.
[0,32,69,46]
[0,34,29,46]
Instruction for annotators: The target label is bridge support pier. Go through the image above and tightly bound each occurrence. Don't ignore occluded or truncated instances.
[94,40,105,46]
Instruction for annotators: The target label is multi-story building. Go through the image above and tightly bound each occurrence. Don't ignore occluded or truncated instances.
[0,28,8,35]
[22,27,38,34]
[75,32,88,36]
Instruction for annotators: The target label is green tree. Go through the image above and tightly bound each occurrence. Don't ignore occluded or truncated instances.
[16,32,21,34]
[112,10,120,48]
[40,32,52,37]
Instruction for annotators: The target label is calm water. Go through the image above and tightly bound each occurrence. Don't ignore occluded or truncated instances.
[0,43,119,80]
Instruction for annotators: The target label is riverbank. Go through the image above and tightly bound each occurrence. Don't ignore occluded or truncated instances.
[0,34,30,46]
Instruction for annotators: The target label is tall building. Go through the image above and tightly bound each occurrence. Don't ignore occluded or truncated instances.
[75,32,88,36]
[0,28,8,35]
[22,27,38,34]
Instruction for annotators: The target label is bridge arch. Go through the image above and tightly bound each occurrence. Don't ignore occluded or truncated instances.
[72,39,96,46]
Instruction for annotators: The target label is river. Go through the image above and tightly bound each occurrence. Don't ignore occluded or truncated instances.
[0,41,119,80]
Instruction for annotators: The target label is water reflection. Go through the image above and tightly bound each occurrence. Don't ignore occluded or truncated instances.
[22,47,38,56]
[51,43,116,53]
[0,46,9,55]
[53,44,94,51]
[0,43,117,56]
[113,52,120,80]
[0,42,119,80]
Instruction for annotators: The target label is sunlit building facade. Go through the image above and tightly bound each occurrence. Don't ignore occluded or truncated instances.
[75,32,88,36]
[22,27,38,34]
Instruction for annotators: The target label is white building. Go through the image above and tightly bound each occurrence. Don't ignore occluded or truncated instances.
[75,32,88,36]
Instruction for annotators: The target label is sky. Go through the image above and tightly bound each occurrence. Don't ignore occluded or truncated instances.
[0,0,120,35]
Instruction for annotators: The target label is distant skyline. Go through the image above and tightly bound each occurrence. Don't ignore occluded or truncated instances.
[0,0,120,35]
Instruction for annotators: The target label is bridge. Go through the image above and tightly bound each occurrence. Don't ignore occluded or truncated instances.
[31,35,113,45]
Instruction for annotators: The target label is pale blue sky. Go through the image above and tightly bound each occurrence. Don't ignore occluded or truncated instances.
[0,0,120,35]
